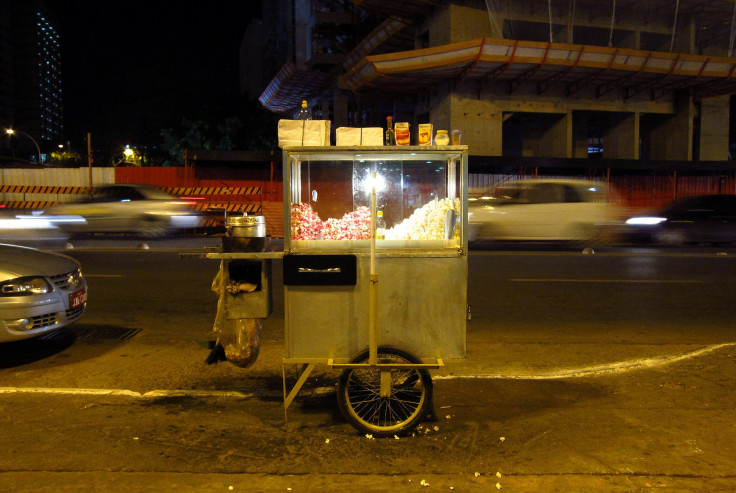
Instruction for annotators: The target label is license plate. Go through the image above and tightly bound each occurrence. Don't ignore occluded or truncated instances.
[70,288,87,309]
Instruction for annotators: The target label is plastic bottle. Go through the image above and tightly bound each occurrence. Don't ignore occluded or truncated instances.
[295,100,312,120]
[385,116,396,146]
[376,210,386,240]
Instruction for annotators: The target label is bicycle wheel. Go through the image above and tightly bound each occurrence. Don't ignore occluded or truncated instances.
[337,345,433,437]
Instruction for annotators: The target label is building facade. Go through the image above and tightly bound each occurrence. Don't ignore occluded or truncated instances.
[0,0,62,161]
[251,0,736,163]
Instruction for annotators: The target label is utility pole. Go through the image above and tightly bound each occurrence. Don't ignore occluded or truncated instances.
[87,132,93,196]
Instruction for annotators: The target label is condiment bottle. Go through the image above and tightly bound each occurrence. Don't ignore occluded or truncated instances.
[385,117,396,146]
[295,100,312,120]
[376,210,386,240]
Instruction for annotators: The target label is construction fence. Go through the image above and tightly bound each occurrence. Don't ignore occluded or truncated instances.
[2,163,735,237]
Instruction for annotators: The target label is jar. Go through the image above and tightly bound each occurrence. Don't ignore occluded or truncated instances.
[435,130,449,146]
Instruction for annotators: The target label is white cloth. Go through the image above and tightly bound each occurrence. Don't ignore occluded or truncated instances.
[335,127,383,146]
[278,120,331,147]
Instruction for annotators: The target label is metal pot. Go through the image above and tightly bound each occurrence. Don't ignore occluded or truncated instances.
[223,214,270,252]
[226,215,267,238]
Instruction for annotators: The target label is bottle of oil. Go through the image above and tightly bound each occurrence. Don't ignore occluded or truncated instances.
[385,116,396,146]
[295,100,312,120]
[376,210,386,240]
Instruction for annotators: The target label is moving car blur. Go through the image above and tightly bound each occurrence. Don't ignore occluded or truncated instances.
[467,178,625,245]
[0,243,87,342]
[624,194,736,246]
[41,184,202,237]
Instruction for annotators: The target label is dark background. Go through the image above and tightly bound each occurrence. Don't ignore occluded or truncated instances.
[46,1,261,152]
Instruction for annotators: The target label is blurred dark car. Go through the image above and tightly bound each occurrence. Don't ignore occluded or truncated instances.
[0,244,87,342]
[42,184,202,237]
[624,194,736,245]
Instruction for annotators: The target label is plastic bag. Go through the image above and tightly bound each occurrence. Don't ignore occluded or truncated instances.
[219,318,262,368]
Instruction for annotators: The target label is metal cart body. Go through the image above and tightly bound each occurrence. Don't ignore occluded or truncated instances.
[284,254,466,361]
[280,146,468,436]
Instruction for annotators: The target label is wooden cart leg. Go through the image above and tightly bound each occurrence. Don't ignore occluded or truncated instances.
[282,361,315,421]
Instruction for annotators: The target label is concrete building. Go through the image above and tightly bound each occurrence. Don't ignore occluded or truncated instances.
[252,0,736,163]
[0,0,63,161]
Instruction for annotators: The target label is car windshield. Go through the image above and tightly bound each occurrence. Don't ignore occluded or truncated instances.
[471,181,608,206]
[667,195,736,215]
[67,186,174,204]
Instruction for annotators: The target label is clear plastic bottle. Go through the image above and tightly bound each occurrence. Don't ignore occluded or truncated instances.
[376,210,386,240]
[295,100,312,120]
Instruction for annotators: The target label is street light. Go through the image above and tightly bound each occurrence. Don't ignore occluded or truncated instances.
[5,128,43,165]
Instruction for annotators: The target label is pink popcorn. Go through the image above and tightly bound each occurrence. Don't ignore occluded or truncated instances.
[292,203,372,240]
[322,206,371,240]
[291,202,323,240]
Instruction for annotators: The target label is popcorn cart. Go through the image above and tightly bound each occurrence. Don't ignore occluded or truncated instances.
[280,145,468,437]
[194,145,468,437]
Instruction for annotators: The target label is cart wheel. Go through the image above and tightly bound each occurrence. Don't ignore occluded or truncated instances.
[337,345,433,437]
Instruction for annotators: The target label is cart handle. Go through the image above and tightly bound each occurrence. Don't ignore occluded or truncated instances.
[298,267,341,273]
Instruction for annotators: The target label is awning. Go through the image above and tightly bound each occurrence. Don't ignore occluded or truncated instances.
[341,38,736,101]
[259,62,335,113]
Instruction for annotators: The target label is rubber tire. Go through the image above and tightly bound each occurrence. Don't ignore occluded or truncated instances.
[337,345,433,437]
[654,228,686,246]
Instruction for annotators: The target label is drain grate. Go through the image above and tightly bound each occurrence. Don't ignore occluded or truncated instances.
[66,326,142,341]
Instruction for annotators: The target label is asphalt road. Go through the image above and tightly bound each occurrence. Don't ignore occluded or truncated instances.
[1,241,736,491]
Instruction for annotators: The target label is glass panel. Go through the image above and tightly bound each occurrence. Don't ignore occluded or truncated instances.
[288,150,464,252]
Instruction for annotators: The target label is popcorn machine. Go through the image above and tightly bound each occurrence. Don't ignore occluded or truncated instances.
[281,145,468,437]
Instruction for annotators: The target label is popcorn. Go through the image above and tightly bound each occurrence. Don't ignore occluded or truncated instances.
[290,198,461,241]
[385,197,461,240]
[291,202,323,240]
[322,206,371,240]
[291,203,371,240]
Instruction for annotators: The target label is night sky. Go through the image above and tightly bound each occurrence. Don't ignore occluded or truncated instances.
[46,0,260,152]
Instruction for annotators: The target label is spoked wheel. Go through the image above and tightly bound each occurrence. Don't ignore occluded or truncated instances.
[337,345,433,437]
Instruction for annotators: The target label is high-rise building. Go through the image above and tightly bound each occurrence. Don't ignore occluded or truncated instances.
[251,0,736,163]
[0,0,63,160]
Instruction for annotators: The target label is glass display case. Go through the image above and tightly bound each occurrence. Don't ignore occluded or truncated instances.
[284,146,467,253]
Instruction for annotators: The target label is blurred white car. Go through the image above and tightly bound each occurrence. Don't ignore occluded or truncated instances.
[0,244,87,342]
[43,184,202,237]
[467,178,624,244]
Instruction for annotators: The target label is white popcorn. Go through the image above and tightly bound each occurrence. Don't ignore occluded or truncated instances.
[385,197,461,240]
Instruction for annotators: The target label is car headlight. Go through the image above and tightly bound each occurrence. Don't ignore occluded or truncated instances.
[625,216,666,226]
[0,276,52,296]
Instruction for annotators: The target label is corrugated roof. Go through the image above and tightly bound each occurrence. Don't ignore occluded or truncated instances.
[258,62,335,113]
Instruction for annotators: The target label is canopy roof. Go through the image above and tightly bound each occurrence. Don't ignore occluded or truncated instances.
[341,38,736,101]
